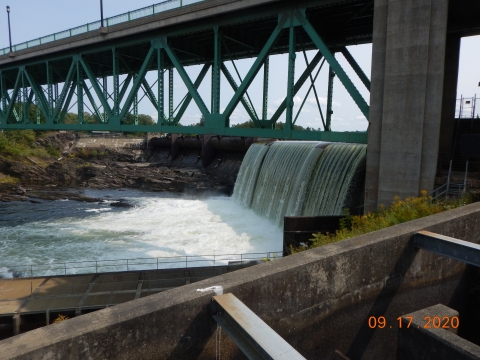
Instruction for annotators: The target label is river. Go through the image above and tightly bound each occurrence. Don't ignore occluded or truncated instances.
[0,189,283,278]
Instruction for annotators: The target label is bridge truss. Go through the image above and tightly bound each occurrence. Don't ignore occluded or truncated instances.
[0,1,373,142]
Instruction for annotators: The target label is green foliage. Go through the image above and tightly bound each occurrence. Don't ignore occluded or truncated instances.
[0,130,50,158]
[0,175,19,184]
[188,115,205,127]
[308,191,471,249]
[232,120,255,128]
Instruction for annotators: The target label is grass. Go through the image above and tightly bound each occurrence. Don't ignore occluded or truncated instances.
[302,191,471,251]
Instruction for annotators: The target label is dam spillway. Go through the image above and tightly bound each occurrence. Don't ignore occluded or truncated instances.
[233,141,367,226]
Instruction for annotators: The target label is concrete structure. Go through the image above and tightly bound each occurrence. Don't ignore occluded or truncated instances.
[365,0,480,211]
[0,264,259,340]
[2,202,480,359]
[397,304,480,360]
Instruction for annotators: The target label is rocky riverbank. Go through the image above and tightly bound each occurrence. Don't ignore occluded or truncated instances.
[0,133,234,203]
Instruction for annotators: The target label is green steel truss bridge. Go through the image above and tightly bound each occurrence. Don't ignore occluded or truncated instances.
[0,0,374,143]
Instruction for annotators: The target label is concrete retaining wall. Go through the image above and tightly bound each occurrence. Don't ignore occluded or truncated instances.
[397,304,480,360]
[2,202,480,359]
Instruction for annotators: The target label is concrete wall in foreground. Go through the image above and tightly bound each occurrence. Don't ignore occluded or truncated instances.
[2,202,480,359]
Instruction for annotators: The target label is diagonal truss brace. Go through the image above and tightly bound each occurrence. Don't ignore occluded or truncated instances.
[173,63,210,125]
[158,38,210,118]
[295,9,370,120]
[222,13,288,121]
[340,46,371,91]
[221,63,261,127]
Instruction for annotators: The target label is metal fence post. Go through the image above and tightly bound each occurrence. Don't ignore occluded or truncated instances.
[157,258,159,270]
[214,255,216,267]
[95,261,98,273]
[64,263,66,275]
[30,265,33,277]
[127,259,129,271]
[186,256,188,269]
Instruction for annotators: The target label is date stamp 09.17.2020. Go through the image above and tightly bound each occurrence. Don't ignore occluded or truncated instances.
[367,315,459,330]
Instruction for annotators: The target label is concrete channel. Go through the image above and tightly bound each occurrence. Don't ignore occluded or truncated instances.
[2,202,480,359]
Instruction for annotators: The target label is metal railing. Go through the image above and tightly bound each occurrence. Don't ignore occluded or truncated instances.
[0,0,204,56]
[455,95,480,119]
[0,251,283,278]
[429,160,468,201]
[429,182,465,201]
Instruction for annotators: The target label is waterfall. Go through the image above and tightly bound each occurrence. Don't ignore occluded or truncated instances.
[232,141,367,226]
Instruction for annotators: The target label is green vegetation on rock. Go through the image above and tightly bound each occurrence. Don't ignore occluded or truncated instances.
[0,130,53,159]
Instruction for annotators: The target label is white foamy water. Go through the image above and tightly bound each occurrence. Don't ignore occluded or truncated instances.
[0,190,282,278]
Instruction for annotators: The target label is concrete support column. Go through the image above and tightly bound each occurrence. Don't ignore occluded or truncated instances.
[366,0,450,212]
[438,35,461,170]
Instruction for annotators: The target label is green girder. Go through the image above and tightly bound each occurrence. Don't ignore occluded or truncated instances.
[0,9,370,143]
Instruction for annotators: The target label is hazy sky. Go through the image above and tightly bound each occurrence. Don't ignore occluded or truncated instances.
[0,0,478,131]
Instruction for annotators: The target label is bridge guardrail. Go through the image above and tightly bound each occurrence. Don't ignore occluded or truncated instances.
[0,0,204,56]
[0,251,283,278]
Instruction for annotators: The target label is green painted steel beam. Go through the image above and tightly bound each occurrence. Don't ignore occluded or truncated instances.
[285,24,296,136]
[269,50,324,124]
[169,68,174,120]
[5,71,22,124]
[118,46,155,122]
[293,59,324,126]
[222,13,288,121]
[262,56,269,121]
[76,60,84,124]
[22,68,51,123]
[326,66,335,131]
[142,78,158,109]
[0,118,367,143]
[296,10,370,120]
[340,46,371,91]
[212,26,221,115]
[113,49,120,117]
[47,62,54,117]
[82,80,105,123]
[174,63,210,125]
[221,63,260,127]
[79,57,113,119]
[59,82,76,123]
[160,38,210,118]
[157,48,166,124]
[52,60,76,121]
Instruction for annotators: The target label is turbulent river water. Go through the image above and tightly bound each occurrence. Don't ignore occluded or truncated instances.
[0,189,283,278]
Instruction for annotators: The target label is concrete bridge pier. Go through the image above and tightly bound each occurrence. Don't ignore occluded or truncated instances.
[365,0,460,212]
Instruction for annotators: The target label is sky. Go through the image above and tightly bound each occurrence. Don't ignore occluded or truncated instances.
[0,0,479,131]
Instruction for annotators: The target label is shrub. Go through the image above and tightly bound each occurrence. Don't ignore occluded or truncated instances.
[308,191,471,249]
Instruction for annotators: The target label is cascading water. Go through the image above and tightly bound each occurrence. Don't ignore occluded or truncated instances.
[232,141,367,226]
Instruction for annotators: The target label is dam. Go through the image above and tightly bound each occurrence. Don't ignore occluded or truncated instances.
[2,0,480,357]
